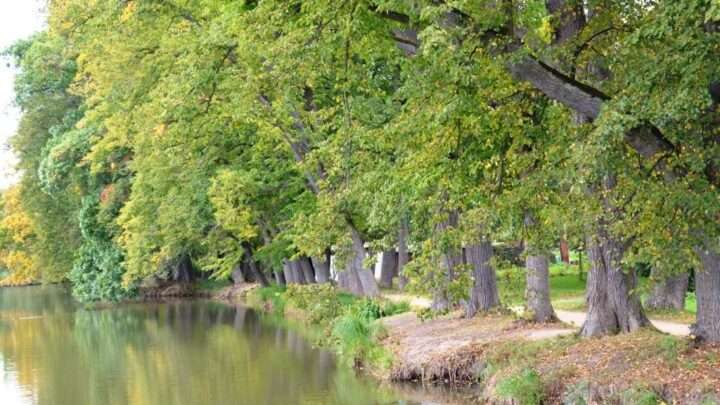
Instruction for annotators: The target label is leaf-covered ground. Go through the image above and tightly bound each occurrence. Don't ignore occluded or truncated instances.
[379,312,720,404]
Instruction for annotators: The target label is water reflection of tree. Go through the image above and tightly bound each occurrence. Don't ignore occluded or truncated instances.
[0,292,398,405]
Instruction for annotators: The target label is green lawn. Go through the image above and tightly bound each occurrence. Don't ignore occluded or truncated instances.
[496,262,697,323]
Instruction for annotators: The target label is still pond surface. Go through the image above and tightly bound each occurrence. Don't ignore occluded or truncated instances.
[0,285,469,405]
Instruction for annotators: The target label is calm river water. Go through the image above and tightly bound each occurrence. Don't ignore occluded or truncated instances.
[0,285,472,405]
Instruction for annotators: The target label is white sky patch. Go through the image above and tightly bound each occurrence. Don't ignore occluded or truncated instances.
[0,1,46,191]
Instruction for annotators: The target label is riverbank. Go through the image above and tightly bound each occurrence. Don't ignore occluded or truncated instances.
[9,280,716,403]
[224,283,720,404]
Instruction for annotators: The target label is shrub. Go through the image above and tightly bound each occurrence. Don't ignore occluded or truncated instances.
[351,298,384,321]
[285,284,344,325]
[496,368,544,405]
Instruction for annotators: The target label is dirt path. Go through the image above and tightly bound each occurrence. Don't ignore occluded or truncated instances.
[384,293,692,336]
[555,310,691,336]
[381,312,575,381]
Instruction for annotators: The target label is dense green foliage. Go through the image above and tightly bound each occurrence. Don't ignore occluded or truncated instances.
[0,0,717,332]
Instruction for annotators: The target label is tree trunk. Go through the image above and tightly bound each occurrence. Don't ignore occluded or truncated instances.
[274,270,286,286]
[580,234,651,337]
[298,256,316,284]
[172,255,194,283]
[560,238,570,263]
[464,239,500,317]
[645,269,689,311]
[311,249,331,283]
[290,260,307,284]
[283,260,297,284]
[242,246,270,287]
[693,246,720,343]
[231,265,245,284]
[379,250,398,289]
[398,216,411,290]
[525,254,557,322]
[348,226,380,297]
[523,211,557,322]
[340,258,365,296]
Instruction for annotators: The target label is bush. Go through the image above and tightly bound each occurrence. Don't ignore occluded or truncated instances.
[496,368,544,405]
[285,284,344,325]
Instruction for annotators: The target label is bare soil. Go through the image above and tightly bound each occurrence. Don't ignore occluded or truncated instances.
[379,311,720,404]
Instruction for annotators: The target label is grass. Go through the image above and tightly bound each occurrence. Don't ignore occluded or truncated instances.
[494,262,698,323]
[248,284,409,371]
[495,368,544,405]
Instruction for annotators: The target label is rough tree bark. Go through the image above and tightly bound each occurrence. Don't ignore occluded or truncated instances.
[298,256,316,284]
[290,260,307,285]
[464,238,500,317]
[525,254,557,322]
[379,250,398,289]
[311,249,332,284]
[282,260,294,284]
[397,215,411,290]
[348,226,380,297]
[693,246,720,343]
[523,211,557,322]
[645,269,689,311]
[580,232,651,337]
[340,255,367,296]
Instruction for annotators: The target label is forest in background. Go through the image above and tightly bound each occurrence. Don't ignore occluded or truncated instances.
[0,0,719,342]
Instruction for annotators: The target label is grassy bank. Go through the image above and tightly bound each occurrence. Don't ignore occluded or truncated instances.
[244,284,410,375]
[208,280,718,403]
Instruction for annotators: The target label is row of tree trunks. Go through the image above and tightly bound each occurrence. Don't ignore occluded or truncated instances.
[383,0,718,340]
[279,255,333,286]
[645,269,689,311]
